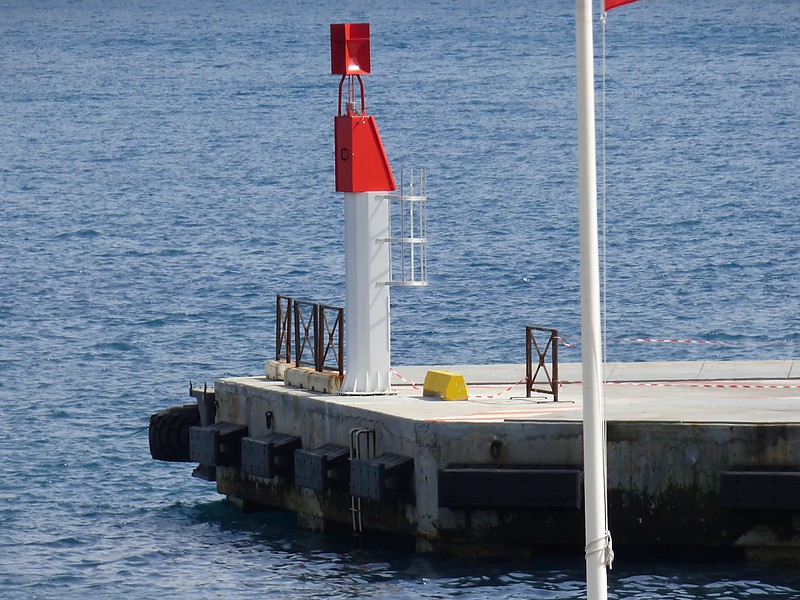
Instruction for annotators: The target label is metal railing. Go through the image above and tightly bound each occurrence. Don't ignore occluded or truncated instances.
[276,295,293,363]
[526,326,559,402]
[293,300,319,371]
[275,294,344,377]
[317,304,344,376]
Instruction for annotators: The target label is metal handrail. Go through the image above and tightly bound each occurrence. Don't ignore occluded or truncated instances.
[276,295,293,362]
[294,300,318,370]
[349,427,376,535]
[318,304,344,376]
[526,326,560,402]
[275,294,344,376]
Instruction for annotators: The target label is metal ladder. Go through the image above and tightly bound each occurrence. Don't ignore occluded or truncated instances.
[382,168,428,286]
[349,428,376,536]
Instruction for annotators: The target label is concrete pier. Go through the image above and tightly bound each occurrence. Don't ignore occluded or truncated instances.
[200,360,800,560]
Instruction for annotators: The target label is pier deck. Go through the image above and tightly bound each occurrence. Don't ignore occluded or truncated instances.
[203,360,800,560]
[383,360,800,424]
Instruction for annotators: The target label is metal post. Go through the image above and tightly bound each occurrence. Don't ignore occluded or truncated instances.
[526,327,533,398]
[276,295,283,361]
[400,170,406,283]
[552,329,559,402]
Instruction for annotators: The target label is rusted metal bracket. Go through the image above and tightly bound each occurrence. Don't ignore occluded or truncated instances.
[526,326,560,401]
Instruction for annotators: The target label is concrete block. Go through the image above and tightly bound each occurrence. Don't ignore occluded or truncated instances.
[265,359,292,381]
[283,366,342,394]
[284,366,311,389]
[308,370,341,394]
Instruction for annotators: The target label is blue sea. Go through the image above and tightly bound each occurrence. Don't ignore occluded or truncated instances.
[1,0,799,597]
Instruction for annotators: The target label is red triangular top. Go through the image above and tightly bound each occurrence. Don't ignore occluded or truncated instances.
[605,0,638,11]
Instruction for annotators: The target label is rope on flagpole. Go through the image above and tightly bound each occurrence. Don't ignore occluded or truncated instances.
[601,7,608,379]
[600,8,608,374]
[598,5,614,572]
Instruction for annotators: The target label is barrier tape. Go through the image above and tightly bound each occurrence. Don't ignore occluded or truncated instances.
[611,337,747,346]
[389,368,421,390]
[552,336,796,347]
[471,378,527,400]
[560,380,800,390]
[557,336,575,348]
[613,381,800,390]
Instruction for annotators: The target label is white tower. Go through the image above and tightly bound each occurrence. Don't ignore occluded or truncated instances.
[341,191,392,393]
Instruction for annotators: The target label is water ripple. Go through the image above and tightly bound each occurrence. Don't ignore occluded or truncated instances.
[2,1,799,598]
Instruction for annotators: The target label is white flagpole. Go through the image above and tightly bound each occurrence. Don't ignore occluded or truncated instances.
[576,0,609,599]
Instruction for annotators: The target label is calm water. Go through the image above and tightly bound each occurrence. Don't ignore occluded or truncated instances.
[1,0,799,598]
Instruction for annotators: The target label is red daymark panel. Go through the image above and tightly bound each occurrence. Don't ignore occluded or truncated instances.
[334,115,396,193]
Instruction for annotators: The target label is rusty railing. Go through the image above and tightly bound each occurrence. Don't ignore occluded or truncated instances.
[293,300,319,370]
[318,304,344,376]
[276,294,293,362]
[526,326,559,402]
[275,294,344,377]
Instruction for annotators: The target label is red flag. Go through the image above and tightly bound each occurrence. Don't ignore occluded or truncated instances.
[604,0,638,10]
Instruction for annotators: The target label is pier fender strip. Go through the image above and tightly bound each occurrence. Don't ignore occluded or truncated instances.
[438,465,584,509]
[189,422,248,467]
[422,370,469,401]
[720,469,800,511]
[350,453,414,502]
[295,444,350,491]
[241,432,302,480]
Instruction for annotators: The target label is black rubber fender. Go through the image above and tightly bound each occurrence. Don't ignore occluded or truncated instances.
[149,404,201,462]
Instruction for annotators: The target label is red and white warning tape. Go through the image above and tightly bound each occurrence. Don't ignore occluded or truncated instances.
[471,378,527,400]
[611,337,747,346]
[554,335,797,347]
[560,380,800,390]
[389,368,421,390]
[557,336,575,348]
[611,381,800,390]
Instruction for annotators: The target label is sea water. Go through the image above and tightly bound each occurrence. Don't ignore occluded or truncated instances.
[1,1,798,597]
